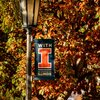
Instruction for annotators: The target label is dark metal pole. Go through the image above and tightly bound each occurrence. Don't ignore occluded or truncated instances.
[26,28,32,100]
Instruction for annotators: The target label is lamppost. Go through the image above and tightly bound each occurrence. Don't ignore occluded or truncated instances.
[20,0,40,100]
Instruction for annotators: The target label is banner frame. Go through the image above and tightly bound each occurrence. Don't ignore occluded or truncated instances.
[34,39,55,80]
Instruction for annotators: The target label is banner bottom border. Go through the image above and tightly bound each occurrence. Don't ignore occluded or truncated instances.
[33,76,55,80]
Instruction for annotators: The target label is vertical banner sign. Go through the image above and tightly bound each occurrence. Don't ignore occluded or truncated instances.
[34,39,55,80]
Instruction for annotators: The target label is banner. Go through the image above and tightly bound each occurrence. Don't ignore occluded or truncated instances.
[34,39,55,80]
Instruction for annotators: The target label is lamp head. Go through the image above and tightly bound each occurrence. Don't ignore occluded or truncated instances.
[20,0,40,28]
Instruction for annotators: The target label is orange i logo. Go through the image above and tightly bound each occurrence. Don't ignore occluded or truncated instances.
[38,48,52,68]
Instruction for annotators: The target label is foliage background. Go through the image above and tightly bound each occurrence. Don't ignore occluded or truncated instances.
[0,0,100,100]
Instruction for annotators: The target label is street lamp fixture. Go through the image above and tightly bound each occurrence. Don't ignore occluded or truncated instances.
[20,0,40,27]
[20,0,40,100]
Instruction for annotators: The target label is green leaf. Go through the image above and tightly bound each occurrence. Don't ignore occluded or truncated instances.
[38,25,42,30]
[22,90,26,96]
[79,27,85,33]
[95,13,100,19]
[3,61,9,64]
[12,79,15,84]
[39,89,44,95]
